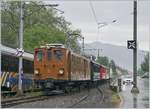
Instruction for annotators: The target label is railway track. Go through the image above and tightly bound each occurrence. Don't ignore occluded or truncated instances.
[68,86,105,108]
[97,86,105,104]
[68,94,89,108]
[1,95,49,108]
[1,84,106,108]
[1,90,64,108]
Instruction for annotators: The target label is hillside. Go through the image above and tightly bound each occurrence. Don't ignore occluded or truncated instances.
[84,41,148,72]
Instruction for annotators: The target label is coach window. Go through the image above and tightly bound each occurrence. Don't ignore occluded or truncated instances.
[47,50,52,60]
[36,50,43,61]
[54,50,63,60]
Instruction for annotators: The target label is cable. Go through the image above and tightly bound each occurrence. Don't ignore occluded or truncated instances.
[89,0,98,24]
[89,0,100,42]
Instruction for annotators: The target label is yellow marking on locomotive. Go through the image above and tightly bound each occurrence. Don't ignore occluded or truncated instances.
[1,72,7,86]
[12,85,17,92]
[2,72,9,86]
[9,72,13,77]
[0,72,4,85]
[13,72,17,77]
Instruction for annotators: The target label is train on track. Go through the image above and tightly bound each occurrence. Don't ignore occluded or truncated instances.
[1,54,34,93]
[33,44,109,92]
[1,43,109,95]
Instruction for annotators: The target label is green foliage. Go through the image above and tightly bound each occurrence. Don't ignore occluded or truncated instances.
[1,1,81,53]
[138,53,149,76]
[109,60,117,76]
[137,68,145,76]
[24,24,66,52]
[96,56,109,67]
[1,1,20,48]
[66,29,82,53]
[96,56,118,77]
[140,53,149,73]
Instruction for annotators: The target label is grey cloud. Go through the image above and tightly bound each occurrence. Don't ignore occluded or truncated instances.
[44,0,149,50]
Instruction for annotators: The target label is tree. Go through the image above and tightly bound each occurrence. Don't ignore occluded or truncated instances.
[140,53,149,73]
[109,60,117,76]
[96,56,109,67]
[1,1,20,48]
[24,24,66,52]
[1,1,82,53]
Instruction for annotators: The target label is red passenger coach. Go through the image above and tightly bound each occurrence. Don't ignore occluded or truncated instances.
[100,65,108,79]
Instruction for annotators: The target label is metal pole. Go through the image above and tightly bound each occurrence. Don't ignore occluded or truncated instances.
[98,49,100,58]
[0,1,1,77]
[82,37,84,52]
[133,0,137,88]
[0,45,1,76]
[65,32,70,49]
[18,0,24,95]
[131,0,139,93]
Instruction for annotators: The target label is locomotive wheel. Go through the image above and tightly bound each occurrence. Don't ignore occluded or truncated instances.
[64,86,72,94]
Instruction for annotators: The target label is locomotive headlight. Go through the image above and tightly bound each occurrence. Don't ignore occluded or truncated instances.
[59,69,64,75]
[34,70,39,74]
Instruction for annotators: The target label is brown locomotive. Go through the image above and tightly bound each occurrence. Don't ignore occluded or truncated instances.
[33,44,91,90]
[33,44,109,92]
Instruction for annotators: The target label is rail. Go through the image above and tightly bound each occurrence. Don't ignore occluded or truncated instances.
[1,95,48,108]
[68,86,105,108]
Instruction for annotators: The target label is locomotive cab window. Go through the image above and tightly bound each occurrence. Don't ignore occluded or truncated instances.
[36,50,43,61]
[47,50,52,60]
[54,50,63,60]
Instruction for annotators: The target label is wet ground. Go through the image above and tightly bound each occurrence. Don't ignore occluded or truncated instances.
[120,77,149,108]
[10,84,120,108]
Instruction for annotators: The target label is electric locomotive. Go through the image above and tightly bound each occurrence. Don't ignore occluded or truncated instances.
[33,44,91,90]
[33,43,109,92]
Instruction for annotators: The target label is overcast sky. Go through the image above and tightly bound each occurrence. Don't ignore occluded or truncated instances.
[45,0,149,51]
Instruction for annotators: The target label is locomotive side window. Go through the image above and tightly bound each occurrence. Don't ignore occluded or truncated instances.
[36,50,43,61]
[54,50,63,60]
[47,50,52,60]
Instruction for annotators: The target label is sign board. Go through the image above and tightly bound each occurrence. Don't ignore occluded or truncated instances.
[15,48,24,57]
[127,40,136,49]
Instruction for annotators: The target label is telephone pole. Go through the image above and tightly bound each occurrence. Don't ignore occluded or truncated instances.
[17,0,24,95]
[131,0,139,93]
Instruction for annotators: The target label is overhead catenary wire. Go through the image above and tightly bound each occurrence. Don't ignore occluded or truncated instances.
[89,0,100,41]
[89,0,98,25]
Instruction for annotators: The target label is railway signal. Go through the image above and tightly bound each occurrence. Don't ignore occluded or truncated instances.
[127,40,136,49]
